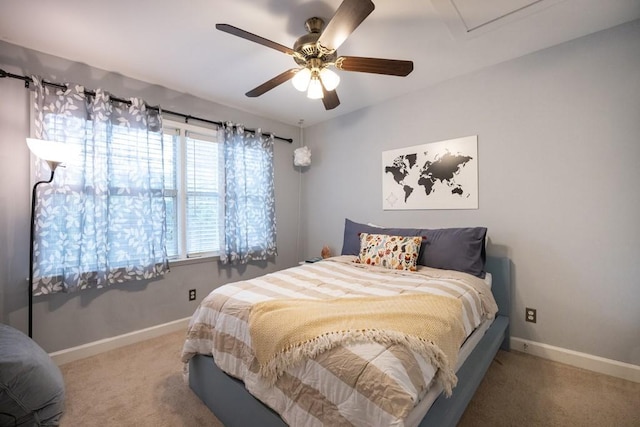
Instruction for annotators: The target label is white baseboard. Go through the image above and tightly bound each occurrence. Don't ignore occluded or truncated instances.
[511,337,640,383]
[49,317,191,366]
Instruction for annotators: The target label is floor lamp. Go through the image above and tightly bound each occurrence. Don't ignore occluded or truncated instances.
[26,138,72,339]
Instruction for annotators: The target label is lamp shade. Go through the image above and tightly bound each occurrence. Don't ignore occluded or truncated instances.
[293,146,311,167]
[26,138,74,171]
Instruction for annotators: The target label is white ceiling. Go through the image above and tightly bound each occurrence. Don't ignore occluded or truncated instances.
[1,0,639,127]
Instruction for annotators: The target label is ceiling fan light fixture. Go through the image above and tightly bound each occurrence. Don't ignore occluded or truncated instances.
[307,76,324,99]
[292,68,312,92]
[319,68,340,91]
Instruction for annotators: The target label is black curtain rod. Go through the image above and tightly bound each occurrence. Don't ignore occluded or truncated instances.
[0,69,293,143]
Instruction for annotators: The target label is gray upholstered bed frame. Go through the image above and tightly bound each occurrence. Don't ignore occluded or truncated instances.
[188,256,511,427]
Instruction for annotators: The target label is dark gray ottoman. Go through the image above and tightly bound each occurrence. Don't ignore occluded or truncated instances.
[0,324,65,426]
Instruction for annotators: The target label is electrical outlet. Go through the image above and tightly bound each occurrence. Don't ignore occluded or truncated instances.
[525,307,537,323]
[188,289,196,301]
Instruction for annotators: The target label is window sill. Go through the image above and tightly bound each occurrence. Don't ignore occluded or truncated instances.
[168,255,219,267]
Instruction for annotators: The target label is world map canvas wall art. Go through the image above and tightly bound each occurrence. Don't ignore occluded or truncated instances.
[382,135,478,210]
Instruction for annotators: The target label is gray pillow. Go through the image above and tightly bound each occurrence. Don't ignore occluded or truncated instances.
[420,227,487,278]
[0,324,65,426]
[340,218,487,278]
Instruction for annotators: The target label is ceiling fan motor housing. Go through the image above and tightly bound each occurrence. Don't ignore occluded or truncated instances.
[293,18,337,66]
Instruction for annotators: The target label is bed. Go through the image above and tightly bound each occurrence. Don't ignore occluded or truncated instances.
[181,221,510,427]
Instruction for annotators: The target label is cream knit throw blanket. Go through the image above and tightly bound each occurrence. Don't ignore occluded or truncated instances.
[249,293,465,396]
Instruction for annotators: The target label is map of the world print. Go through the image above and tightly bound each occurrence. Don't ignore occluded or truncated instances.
[382,135,478,210]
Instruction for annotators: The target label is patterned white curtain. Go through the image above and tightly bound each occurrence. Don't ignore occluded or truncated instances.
[31,77,169,295]
[219,124,277,264]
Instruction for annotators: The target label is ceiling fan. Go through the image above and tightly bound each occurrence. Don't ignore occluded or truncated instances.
[216,0,414,110]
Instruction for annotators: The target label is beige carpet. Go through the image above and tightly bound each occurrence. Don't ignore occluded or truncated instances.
[59,330,640,426]
[59,331,221,427]
[458,350,640,427]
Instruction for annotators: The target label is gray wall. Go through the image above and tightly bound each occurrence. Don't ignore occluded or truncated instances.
[301,20,640,365]
[0,41,301,352]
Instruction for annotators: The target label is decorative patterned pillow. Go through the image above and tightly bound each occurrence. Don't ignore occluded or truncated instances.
[354,233,423,271]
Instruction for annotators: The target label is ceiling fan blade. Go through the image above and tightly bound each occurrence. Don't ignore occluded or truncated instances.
[216,23,297,57]
[321,83,340,110]
[246,69,298,97]
[317,0,375,53]
[336,56,414,76]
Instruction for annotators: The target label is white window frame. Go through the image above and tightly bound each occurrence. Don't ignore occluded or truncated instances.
[163,119,224,261]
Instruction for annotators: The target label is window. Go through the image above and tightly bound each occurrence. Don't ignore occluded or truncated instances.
[35,113,167,272]
[163,120,224,259]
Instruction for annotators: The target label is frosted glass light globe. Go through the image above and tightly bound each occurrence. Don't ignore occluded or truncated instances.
[319,68,340,91]
[292,68,311,92]
[307,77,324,99]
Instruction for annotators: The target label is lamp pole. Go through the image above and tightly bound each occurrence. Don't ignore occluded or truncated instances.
[29,170,55,338]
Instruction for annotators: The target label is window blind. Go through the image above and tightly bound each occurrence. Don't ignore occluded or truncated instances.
[185,131,222,256]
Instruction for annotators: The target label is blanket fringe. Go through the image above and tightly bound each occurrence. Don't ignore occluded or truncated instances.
[258,329,458,397]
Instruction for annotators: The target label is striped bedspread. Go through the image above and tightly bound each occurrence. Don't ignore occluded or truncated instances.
[181,256,498,427]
